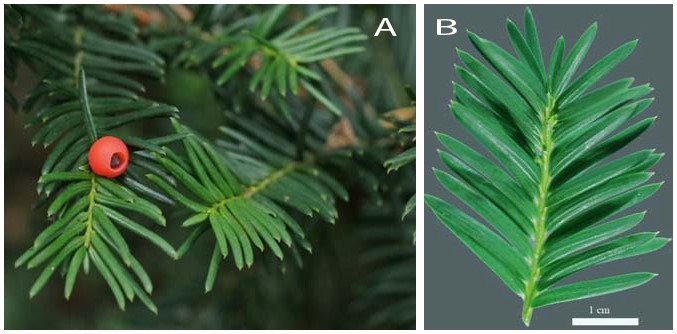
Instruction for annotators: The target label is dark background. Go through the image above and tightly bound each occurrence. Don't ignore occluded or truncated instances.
[424,4,673,330]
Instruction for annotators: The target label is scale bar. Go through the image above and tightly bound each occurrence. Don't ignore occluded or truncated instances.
[572,318,639,326]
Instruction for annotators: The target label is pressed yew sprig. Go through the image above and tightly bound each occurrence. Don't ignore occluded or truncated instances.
[425,7,669,326]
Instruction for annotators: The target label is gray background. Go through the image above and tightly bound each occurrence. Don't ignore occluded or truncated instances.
[424,4,673,330]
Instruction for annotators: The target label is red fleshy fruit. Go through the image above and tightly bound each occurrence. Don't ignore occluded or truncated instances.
[88,136,129,178]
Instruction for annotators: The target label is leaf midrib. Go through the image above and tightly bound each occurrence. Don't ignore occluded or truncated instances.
[83,174,97,247]
[206,162,297,215]
[521,95,557,326]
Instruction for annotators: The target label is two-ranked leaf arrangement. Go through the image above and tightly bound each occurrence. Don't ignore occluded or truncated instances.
[7,4,396,315]
[9,4,183,313]
[425,7,669,326]
[149,120,346,292]
[169,5,366,116]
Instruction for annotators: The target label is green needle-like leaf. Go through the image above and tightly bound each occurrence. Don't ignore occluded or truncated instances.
[532,272,657,308]
[78,69,98,144]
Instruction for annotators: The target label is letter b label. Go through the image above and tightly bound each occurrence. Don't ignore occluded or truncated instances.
[437,19,457,35]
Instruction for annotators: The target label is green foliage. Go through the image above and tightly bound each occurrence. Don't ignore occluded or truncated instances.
[5,5,21,111]
[425,7,668,326]
[7,5,414,327]
[384,125,415,221]
[351,223,415,329]
[147,119,346,290]
[384,127,415,174]
[383,88,416,219]
[212,5,365,115]
[8,4,182,313]
[163,5,366,116]
[357,88,415,329]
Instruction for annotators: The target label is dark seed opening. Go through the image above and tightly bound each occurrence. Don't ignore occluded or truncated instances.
[110,153,122,169]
